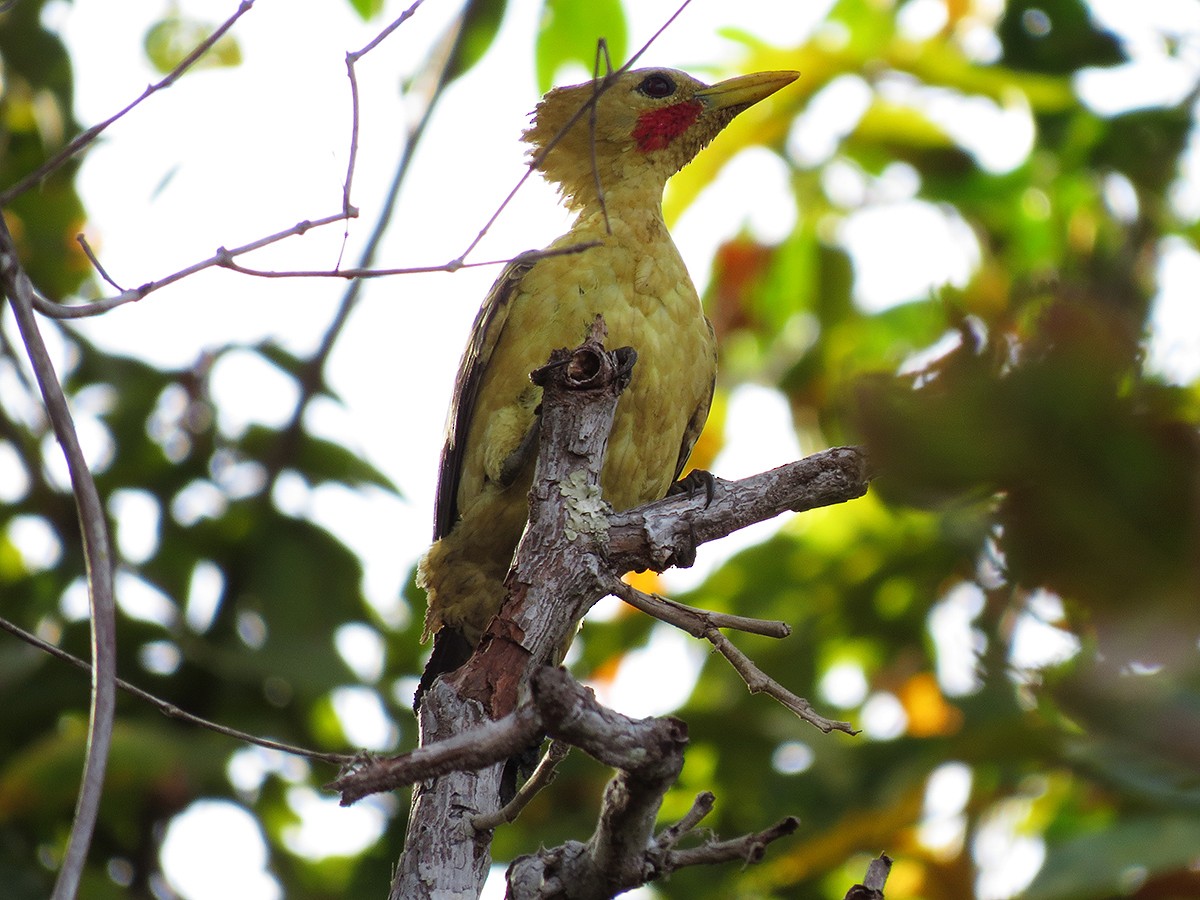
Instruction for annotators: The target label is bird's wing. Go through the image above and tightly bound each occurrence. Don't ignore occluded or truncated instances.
[672,320,717,483]
[433,257,534,541]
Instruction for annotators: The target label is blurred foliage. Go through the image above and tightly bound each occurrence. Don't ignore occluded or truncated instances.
[143,15,242,75]
[534,0,628,91]
[2,0,1200,899]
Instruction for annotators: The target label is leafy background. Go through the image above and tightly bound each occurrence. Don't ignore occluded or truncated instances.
[2,0,1199,898]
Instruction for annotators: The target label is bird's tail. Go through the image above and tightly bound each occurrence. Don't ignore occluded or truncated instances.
[413,626,474,711]
[412,624,537,804]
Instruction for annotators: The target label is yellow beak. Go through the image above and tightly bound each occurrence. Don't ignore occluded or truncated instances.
[695,70,800,112]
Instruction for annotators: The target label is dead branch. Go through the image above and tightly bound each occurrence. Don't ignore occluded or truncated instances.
[473,740,570,830]
[334,326,865,898]
[381,325,634,899]
[611,579,791,638]
[505,669,688,900]
[651,815,799,873]
[844,853,893,899]
[332,690,542,805]
[606,446,870,574]
[610,580,856,734]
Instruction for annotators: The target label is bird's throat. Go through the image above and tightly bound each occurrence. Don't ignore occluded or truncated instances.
[632,101,703,152]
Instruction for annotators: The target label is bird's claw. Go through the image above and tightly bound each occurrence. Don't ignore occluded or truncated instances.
[668,468,716,508]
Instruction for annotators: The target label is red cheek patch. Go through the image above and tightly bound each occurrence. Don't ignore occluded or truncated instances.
[632,101,703,152]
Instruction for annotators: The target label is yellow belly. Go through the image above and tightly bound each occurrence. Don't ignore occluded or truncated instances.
[418,211,715,644]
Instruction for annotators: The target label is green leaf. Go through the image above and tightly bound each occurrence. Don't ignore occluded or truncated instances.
[535,0,627,93]
[143,16,242,75]
[997,0,1125,75]
[238,424,399,494]
[446,0,508,82]
[347,0,386,20]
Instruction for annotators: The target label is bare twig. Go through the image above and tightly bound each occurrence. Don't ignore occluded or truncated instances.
[473,740,570,830]
[33,210,355,319]
[588,40,614,236]
[339,0,427,219]
[33,0,432,320]
[0,615,355,766]
[657,816,799,871]
[0,0,258,204]
[844,853,893,899]
[503,670,796,898]
[654,791,715,850]
[706,625,855,734]
[1,214,116,900]
[214,241,601,280]
[611,579,790,639]
[74,235,124,291]
[609,579,852,733]
[349,0,425,60]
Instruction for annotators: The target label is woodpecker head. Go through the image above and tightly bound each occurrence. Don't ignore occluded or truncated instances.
[523,67,799,212]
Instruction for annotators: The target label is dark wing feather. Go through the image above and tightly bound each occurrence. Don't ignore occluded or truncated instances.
[433,258,535,540]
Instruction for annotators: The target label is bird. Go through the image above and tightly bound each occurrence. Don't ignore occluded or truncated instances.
[415,65,799,707]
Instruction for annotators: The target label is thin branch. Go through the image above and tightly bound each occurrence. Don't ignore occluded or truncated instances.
[74,235,124,292]
[332,696,544,805]
[588,40,613,236]
[0,0,258,204]
[1,214,116,900]
[33,0,431,320]
[605,447,871,575]
[611,579,790,639]
[657,816,799,871]
[339,0,427,218]
[654,791,715,850]
[610,579,852,734]
[349,0,425,60]
[704,625,855,734]
[215,241,601,280]
[267,0,452,457]
[32,210,355,319]
[0,615,355,766]
[341,53,363,221]
[472,740,570,830]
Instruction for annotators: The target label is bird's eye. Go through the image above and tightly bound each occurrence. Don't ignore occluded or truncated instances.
[636,73,677,99]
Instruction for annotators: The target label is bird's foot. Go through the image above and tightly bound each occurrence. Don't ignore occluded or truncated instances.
[668,468,716,508]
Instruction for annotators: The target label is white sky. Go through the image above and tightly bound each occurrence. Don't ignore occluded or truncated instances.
[18,0,1200,896]
[51,0,842,623]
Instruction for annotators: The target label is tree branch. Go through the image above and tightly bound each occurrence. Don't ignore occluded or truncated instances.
[1,215,116,900]
[653,815,799,872]
[609,579,856,734]
[33,211,356,319]
[336,326,865,897]
[472,740,570,830]
[844,853,893,899]
[606,446,871,574]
